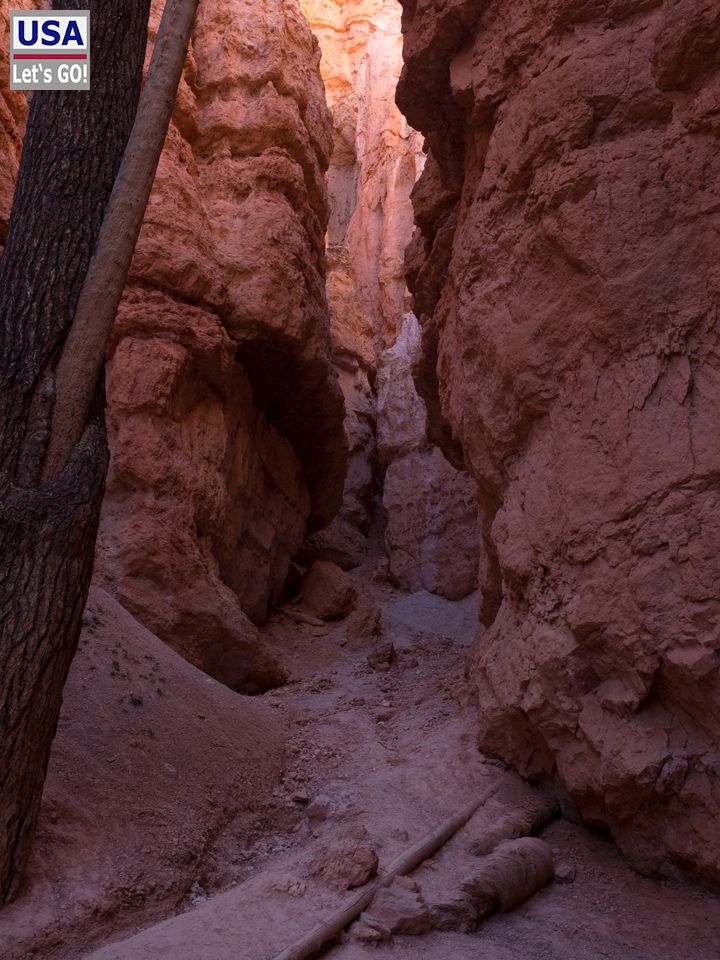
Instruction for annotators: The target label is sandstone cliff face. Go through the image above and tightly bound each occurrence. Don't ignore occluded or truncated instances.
[300,0,479,596]
[97,294,303,692]
[398,0,720,884]
[0,0,347,691]
[299,0,421,569]
[95,0,348,690]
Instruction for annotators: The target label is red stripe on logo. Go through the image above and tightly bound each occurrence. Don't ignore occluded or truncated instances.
[13,53,88,60]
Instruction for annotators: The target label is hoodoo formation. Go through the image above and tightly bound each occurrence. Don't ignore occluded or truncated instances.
[0,0,719,958]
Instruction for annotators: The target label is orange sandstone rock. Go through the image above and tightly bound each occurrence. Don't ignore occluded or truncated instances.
[92,0,348,688]
[300,0,478,593]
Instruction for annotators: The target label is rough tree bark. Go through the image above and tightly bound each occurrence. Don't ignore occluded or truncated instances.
[0,0,198,904]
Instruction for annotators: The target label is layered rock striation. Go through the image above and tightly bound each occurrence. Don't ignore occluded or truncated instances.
[94,0,349,691]
[397,0,720,884]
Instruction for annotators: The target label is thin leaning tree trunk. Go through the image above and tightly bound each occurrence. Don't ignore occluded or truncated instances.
[43,0,201,480]
[0,0,198,905]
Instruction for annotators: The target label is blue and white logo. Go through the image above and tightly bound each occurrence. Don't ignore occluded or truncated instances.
[10,10,90,91]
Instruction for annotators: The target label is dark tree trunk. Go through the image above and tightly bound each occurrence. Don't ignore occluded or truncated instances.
[0,0,151,904]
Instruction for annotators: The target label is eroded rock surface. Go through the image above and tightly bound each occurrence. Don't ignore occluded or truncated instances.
[93,0,346,686]
[1,0,348,689]
[300,0,478,596]
[397,0,720,884]
[378,314,478,599]
[96,295,299,691]
[299,0,424,568]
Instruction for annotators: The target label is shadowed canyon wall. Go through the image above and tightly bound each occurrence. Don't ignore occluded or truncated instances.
[377,313,479,599]
[299,0,479,596]
[397,0,720,885]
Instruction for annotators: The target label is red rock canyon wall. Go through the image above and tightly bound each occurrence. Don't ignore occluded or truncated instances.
[299,0,419,570]
[1,0,347,692]
[300,0,479,596]
[397,0,720,885]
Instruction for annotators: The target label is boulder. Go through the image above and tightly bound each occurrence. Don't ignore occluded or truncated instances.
[300,561,357,621]
[309,843,379,891]
[367,642,396,672]
[351,877,431,941]
[346,596,382,648]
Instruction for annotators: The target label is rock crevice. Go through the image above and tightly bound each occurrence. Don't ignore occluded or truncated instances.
[299,0,480,597]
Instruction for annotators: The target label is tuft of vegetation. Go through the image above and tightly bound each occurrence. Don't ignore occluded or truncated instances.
[82,606,104,635]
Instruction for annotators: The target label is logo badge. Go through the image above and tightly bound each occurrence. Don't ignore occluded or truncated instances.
[10,10,90,91]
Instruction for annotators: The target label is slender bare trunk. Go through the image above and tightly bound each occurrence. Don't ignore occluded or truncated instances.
[44,0,202,480]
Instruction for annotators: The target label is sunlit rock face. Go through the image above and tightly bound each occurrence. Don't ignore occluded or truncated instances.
[397,0,720,885]
[96,0,345,689]
[300,0,479,595]
[299,0,422,569]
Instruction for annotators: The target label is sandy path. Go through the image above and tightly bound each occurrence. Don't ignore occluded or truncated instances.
[83,577,720,960]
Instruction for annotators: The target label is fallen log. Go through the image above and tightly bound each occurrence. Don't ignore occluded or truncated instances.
[463,836,555,916]
[270,790,498,960]
[428,836,556,933]
[466,794,559,856]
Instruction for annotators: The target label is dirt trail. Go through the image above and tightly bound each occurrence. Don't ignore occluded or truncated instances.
[82,569,720,960]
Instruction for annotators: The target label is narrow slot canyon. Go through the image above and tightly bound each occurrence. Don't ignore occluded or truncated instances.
[0,2,719,959]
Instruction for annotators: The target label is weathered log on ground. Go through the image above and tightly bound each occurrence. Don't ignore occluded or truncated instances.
[271,793,496,960]
[462,837,555,918]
